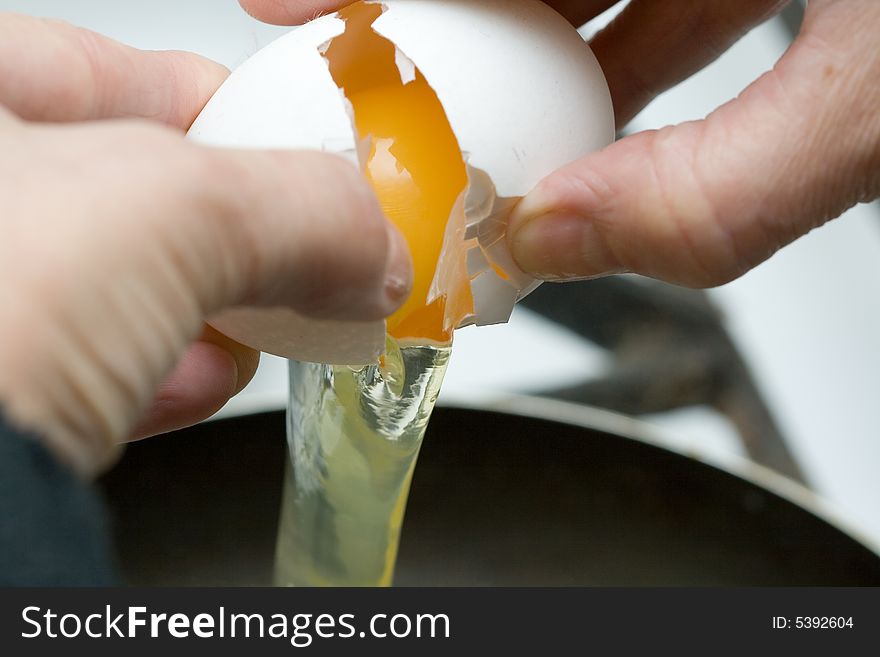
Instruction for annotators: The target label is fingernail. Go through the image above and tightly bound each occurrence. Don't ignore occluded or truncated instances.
[381,223,413,313]
[509,208,620,281]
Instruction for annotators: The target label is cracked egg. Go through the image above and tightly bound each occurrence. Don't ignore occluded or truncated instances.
[189,0,614,365]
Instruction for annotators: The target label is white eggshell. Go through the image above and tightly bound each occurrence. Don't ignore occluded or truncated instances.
[373,0,614,197]
[188,0,614,364]
[189,16,351,151]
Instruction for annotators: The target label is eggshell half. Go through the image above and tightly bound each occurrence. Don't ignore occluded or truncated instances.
[190,16,351,151]
[374,0,613,326]
[188,0,614,364]
[188,16,388,364]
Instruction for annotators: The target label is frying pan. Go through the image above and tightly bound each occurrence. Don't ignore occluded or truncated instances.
[99,401,880,585]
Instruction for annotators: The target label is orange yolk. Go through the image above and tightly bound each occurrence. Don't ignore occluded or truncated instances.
[325,2,472,343]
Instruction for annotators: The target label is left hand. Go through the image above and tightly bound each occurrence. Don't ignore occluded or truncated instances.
[0,14,248,448]
[0,14,411,474]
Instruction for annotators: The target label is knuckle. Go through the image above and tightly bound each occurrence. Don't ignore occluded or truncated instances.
[181,146,260,271]
[639,126,745,287]
[65,23,115,119]
[124,140,258,310]
[564,168,615,216]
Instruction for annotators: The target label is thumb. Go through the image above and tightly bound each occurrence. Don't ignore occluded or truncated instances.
[508,2,880,288]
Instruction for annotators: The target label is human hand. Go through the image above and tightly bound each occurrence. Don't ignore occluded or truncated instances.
[242,0,879,288]
[0,13,411,476]
[509,0,880,286]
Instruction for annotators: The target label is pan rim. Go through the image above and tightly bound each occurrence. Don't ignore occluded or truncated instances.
[443,395,880,561]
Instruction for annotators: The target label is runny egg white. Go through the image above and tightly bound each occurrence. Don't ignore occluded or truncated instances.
[188,0,614,365]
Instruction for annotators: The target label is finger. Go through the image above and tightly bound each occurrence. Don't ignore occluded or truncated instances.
[128,326,260,440]
[541,1,623,28]
[508,3,880,288]
[128,343,235,440]
[588,0,788,126]
[238,0,355,25]
[0,12,228,127]
[158,141,413,322]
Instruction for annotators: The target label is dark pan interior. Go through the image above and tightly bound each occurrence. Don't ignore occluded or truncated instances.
[99,408,880,586]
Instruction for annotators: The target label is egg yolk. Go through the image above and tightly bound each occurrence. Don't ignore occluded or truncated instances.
[324,2,472,344]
